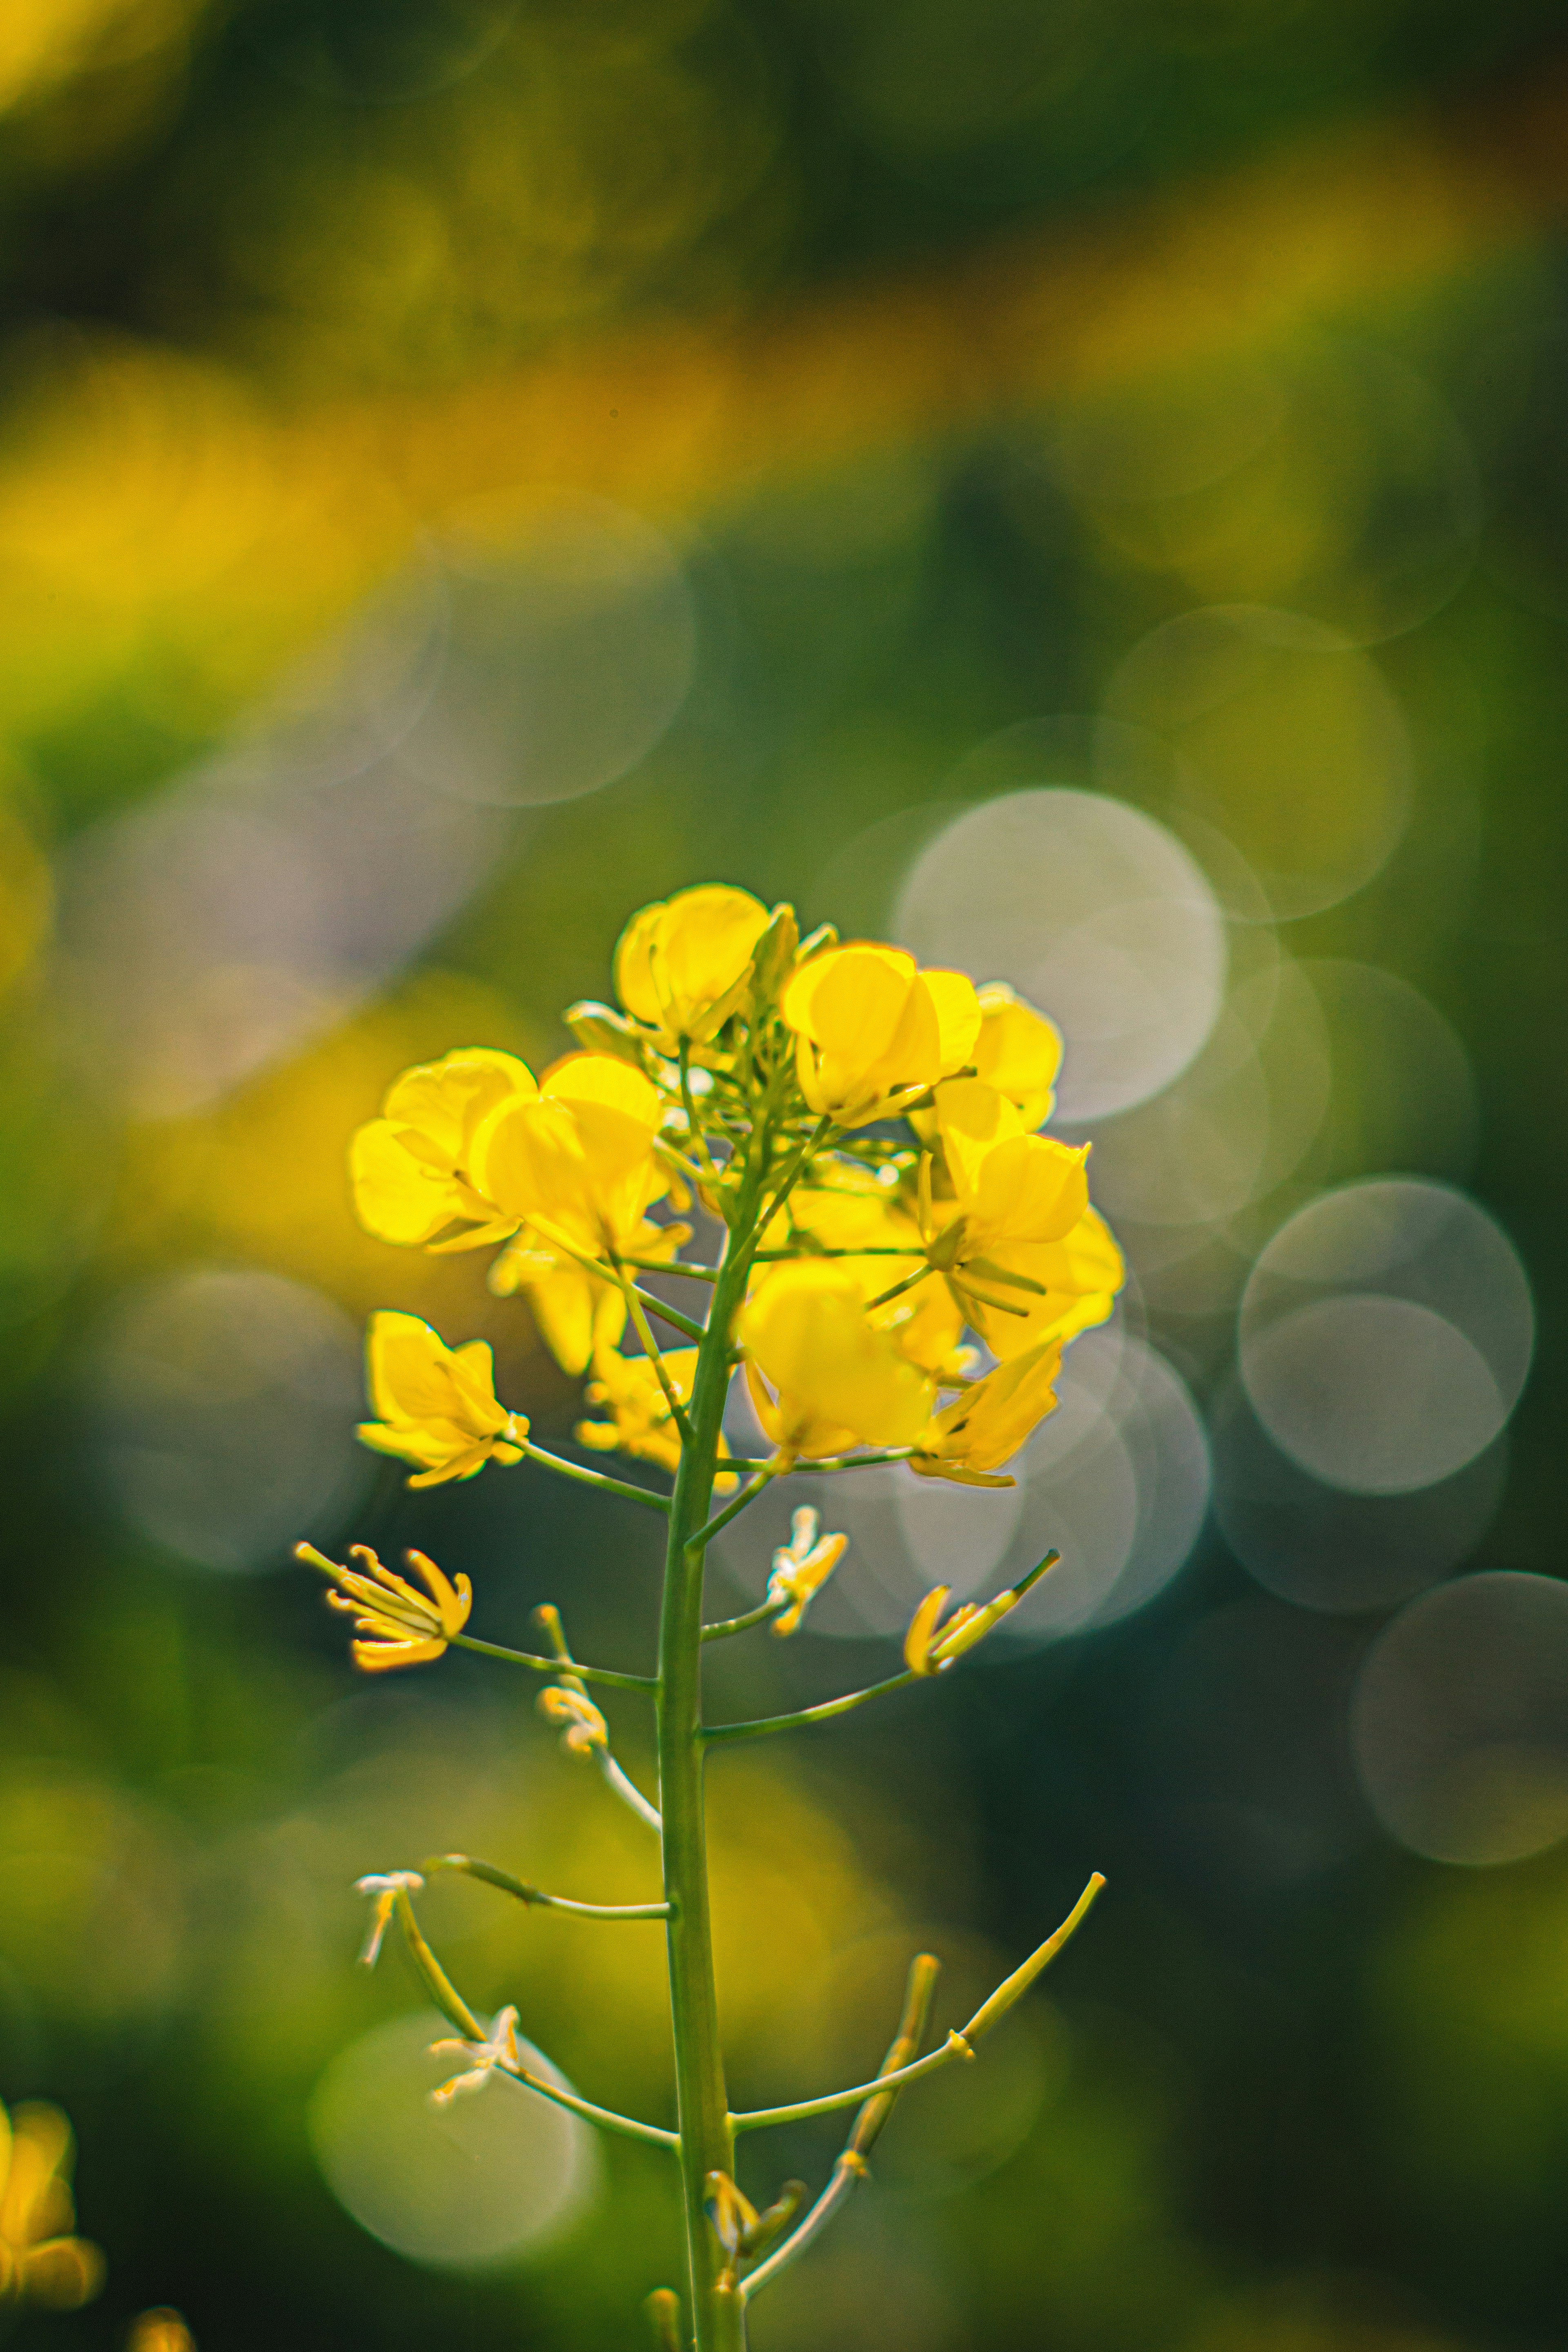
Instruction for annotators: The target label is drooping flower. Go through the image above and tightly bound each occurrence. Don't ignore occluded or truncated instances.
[971,983,1062,1129]
[356,1312,527,1486]
[781,944,981,1127]
[0,2100,104,2312]
[902,1580,1030,1675]
[430,2007,523,2105]
[614,884,774,1048]
[350,1048,537,1248]
[740,1260,934,1459]
[909,1337,1063,1485]
[352,1869,426,1963]
[300,1541,473,1672]
[767,1507,848,1635]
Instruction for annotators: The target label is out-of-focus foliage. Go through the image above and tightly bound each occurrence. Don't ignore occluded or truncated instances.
[5,0,1568,2346]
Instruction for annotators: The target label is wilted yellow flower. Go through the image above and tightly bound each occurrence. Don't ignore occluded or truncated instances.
[430,2007,522,2105]
[357,1312,527,1486]
[614,884,773,1047]
[903,1580,1029,1675]
[352,1869,425,1962]
[741,1261,934,1459]
[910,1338,1062,1485]
[0,2099,103,2312]
[301,1542,473,1672]
[782,944,981,1127]
[350,1048,536,1247]
[971,983,1062,1129]
[539,1682,609,1754]
[767,1506,848,1635]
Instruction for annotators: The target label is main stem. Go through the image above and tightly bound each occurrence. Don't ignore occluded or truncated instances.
[658,1148,766,2352]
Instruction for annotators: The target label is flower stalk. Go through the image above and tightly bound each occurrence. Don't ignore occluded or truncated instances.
[308,881,1123,2349]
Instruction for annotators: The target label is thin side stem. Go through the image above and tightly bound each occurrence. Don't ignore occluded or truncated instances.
[426,1855,668,1919]
[616,1263,697,1446]
[741,1953,939,2304]
[686,1468,777,1555]
[723,1448,914,1475]
[391,1888,679,2149]
[600,1748,664,1833]
[731,1875,1105,2134]
[446,1630,658,1695]
[532,1604,664,1828]
[701,1597,789,1643]
[750,1115,832,1245]
[703,1671,915,1745]
[521,1440,671,1514]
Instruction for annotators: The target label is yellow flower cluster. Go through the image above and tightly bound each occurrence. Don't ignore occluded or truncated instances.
[328,880,1123,1670]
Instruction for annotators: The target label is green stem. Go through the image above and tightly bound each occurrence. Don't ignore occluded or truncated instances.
[700,1597,788,1643]
[446,1630,658,1695]
[658,1144,769,2350]
[521,1441,671,1514]
[426,1854,668,1919]
[703,1671,916,1745]
[686,1467,777,1553]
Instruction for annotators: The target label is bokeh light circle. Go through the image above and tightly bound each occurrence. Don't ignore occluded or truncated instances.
[310,2008,601,2267]
[895,787,1227,1118]
[85,1268,371,1571]
[399,492,697,807]
[1211,1378,1507,1614]
[1105,605,1411,919]
[1351,1574,1568,1865]
[1239,1180,1532,1495]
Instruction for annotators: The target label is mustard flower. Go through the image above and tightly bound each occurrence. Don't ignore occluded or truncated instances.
[903,1581,1028,1676]
[0,2100,104,2312]
[614,884,773,1047]
[576,1343,698,1477]
[430,2007,522,2105]
[776,1173,970,1383]
[350,1047,536,1248]
[301,1542,473,1673]
[781,944,981,1127]
[971,983,1062,1129]
[909,1338,1063,1486]
[356,1312,527,1486]
[740,1261,934,1459]
[352,1870,426,1963]
[767,1506,848,1635]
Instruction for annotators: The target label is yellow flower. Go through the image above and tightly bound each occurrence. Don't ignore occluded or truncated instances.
[954,1205,1125,1363]
[357,1312,526,1486]
[902,1580,1029,1675]
[781,944,981,1127]
[740,1261,934,1459]
[614,884,774,1047]
[933,1078,1089,1252]
[777,1173,969,1382]
[909,1338,1063,1485]
[299,1542,473,1671]
[0,2100,103,2312]
[350,1048,536,1247]
[767,1506,848,1634]
[577,1343,740,1488]
[972,983,1062,1129]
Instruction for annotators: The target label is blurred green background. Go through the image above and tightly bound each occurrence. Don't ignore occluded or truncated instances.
[5,2,1568,2346]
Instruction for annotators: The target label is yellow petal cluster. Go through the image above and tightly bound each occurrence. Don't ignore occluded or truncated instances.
[971,983,1062,1129]
[577,1344,699,1478]
[0,2101,103,2312]
[910,1338,1063,1485]
[782,944,981,1127]
[350,1048,535,1247]
[474,1053,679,1374]
[740,1260,934,1459]
[615,884,773,1047]
[927,1078,1122,1359]
[777,1172,969,1382]
[300,1542,473,1671]
[357,1312,526,1486]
